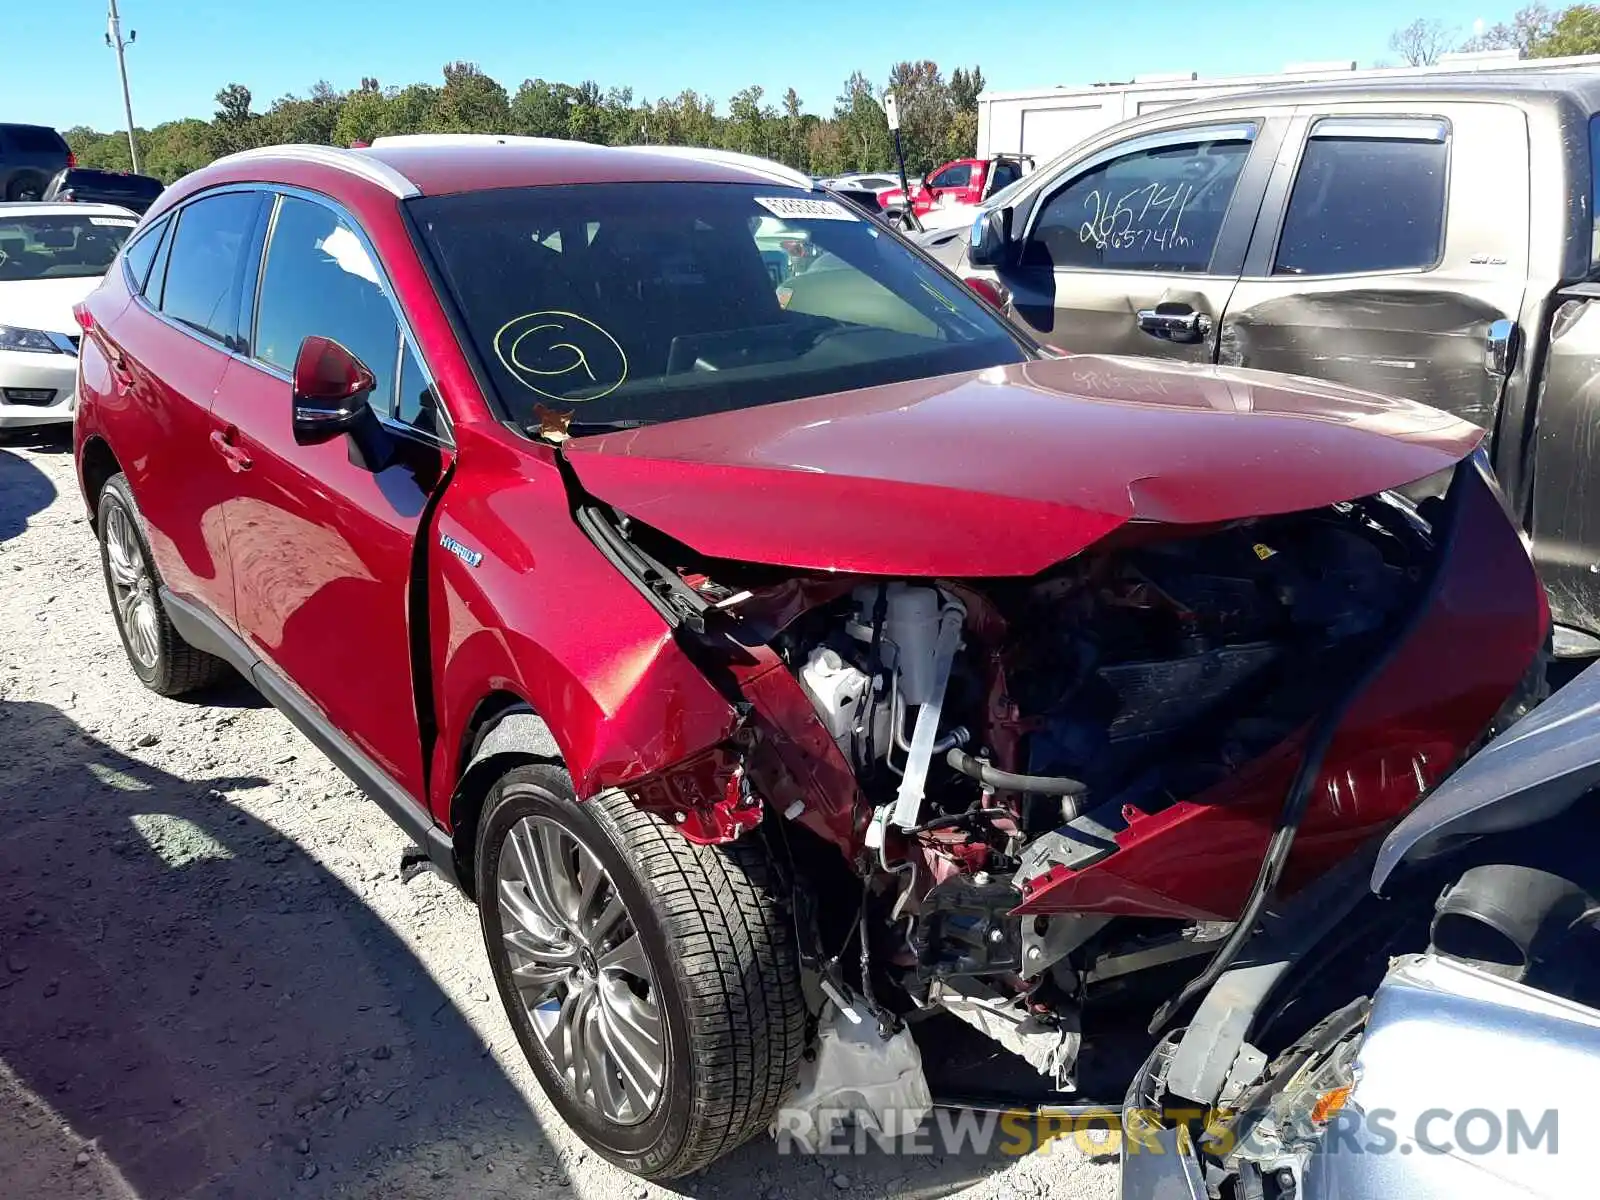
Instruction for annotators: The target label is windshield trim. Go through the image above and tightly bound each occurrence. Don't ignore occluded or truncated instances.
[401,180,1042,436]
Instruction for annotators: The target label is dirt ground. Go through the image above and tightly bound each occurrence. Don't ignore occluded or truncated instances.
[0,429,1116,1200]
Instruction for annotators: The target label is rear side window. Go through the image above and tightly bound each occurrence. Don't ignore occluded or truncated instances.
[2,125,67,155]
[121,215,169,292]
[1274,118,1449,276]
[254,195,400,417]
[160,191,262,349]
[1025,128,1254,273]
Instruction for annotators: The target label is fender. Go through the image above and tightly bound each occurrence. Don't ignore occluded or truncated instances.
[425,422,742,823]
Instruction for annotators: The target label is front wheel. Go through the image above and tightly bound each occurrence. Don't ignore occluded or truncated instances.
[476,763,806,1179]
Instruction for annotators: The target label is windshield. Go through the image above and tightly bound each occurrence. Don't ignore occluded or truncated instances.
[0,212,136,281]
[410,183,1027,431]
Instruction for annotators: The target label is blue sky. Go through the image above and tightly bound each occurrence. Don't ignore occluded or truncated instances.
[7,0,1506,132]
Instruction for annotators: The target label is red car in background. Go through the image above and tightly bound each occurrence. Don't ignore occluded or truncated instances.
[877,152,1032,225]
[71,137,1547,1180]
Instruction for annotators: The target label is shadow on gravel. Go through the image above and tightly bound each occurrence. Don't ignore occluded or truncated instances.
[0,445,56,545]
[0,698,553,1199]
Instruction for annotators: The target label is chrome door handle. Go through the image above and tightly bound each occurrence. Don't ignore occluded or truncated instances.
[1137,308,1212,343]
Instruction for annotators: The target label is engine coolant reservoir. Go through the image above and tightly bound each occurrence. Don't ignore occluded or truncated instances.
[851,584,945,706]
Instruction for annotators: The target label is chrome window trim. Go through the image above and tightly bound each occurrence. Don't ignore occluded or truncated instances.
[210,144,420,200]
[249,183,454,447]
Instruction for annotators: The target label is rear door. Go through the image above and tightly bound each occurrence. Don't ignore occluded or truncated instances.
[211,190,450,801]
[96,189,264,629]
[997,118,1281,361]
[1220,102,1528,429]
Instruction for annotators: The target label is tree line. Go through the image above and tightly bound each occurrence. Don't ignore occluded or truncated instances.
[1390,3,1600,65]
[63,61,986,185]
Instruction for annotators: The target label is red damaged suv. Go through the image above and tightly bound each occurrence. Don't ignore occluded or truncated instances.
[73,137,1548,1179]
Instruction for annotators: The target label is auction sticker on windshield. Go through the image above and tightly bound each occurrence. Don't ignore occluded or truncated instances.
[754,196,859,222]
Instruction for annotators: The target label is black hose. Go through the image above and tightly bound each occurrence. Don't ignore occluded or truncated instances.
[945,748,1088,814]
[908,806,1012,835]
[1146,464,1468,1037]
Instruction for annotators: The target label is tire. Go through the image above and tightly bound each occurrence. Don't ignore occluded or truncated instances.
[96,472,229,696]
[6,174,45,202]
[477,763,805,1179]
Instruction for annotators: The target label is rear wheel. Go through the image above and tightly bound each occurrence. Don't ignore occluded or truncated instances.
[96,473,229,696]
[476,763,805,1179]
[6,174,45,202]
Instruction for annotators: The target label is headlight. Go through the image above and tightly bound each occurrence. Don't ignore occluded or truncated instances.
[0,325,63,354]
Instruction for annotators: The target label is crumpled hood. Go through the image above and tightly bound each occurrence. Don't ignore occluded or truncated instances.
[562,354,1483,577]
[0,276,103,336]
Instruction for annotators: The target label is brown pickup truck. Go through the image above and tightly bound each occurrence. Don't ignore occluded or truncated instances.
[929,72,1600,657]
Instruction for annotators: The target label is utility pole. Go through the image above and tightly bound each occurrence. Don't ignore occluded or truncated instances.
[105,0,141,174]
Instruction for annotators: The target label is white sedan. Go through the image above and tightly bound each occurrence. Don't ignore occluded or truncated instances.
[0,202,139,430]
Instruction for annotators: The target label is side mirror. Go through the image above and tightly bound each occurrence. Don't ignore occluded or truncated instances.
[967,208,1013,269]
[292,335,376,445]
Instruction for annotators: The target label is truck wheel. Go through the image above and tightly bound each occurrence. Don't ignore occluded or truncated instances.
[476,763,805,1179]
[6,174,45,202]
[96,473,229,696]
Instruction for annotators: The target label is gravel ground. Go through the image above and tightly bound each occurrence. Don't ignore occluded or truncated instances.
[0,430,1116,1200]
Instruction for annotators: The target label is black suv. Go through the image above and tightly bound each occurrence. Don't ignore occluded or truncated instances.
[0,124,71,201]
[43,168,163,214]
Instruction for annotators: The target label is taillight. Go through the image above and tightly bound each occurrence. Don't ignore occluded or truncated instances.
[67,150,77,168]
[72,303,94,332]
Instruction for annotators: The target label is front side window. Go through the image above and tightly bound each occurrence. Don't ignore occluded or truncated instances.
[410,183,1024,431]
[1275,120,1449,276]
[254,195,399,415]
[160,191,262,348]
[1025,130,1254,274]
[929,163,973,190]
[0,210,136,281]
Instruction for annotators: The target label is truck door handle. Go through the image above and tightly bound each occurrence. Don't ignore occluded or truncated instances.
[209,428,253,473]
[1137,307,1213,344]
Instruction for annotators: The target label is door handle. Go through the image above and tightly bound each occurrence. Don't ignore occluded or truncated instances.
[1136,307,1213,344]
[209,428,253,473]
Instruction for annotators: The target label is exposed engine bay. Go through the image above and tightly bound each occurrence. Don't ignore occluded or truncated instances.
[756,500,1428,1088]
[594,490,1439,1096]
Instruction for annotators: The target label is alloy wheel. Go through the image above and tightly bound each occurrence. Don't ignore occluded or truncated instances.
[104,505,160,670]
[496,815,665,1125]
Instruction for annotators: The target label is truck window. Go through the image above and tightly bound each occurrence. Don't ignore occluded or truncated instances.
[1023,130,1253,274]
[1590,114,1600,271]
[1275,118,1449,277]
[929,163,973,189]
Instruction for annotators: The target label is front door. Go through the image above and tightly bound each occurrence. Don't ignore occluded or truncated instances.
[997,120,1276,362]
[211,191,450,801]
[1219,103,1528,430]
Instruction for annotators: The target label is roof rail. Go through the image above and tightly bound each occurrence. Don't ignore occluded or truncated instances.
[627,145,814,190]
[369,133,574,150]
[209,144,419,198]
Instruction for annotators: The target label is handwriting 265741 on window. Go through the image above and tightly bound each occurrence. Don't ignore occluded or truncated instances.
[1079,182,1196,253]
